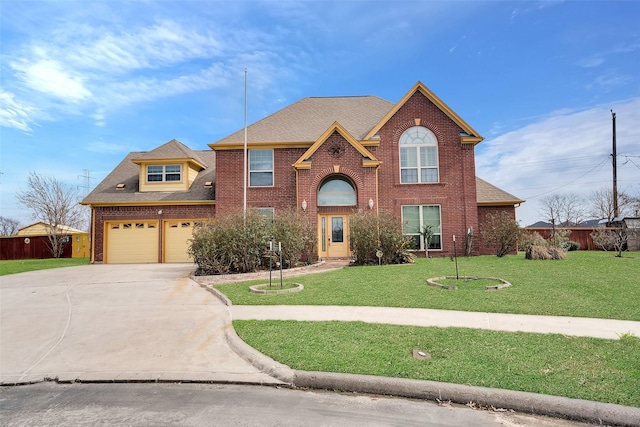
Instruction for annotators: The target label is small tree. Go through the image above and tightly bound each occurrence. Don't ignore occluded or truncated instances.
[481,211,524,257]
[590,188,632,226]
[0,216,21,236]
[591,226,637,258]
[16,172,83,258]
[419,224,434,258]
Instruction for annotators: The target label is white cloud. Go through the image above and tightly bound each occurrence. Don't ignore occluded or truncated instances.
[477,98,640,226]
[11,58,92,103]
[0,89,37,132]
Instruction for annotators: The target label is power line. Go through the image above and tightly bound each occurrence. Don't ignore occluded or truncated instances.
[524,157,610,200]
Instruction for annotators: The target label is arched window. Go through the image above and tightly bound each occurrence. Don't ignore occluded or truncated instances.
[318,177,356,206]
[399,126,439,183]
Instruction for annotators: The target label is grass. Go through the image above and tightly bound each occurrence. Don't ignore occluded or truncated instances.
[0,258,90,276]
[234,320,640,407]
[215,251,640,320]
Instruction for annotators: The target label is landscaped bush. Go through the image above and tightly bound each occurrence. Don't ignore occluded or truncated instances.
[525,244,566,260]
[349,209,413,265]
[189,209,269,275]
[189,209,316,275]
[519,231,547,251]
[548,228,571,249]
[481,211,525,257]
[269,208,316,268]
[548,246,567,260]
[563,241,580,251]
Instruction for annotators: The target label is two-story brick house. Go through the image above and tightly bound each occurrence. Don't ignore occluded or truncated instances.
[82,82,523,263]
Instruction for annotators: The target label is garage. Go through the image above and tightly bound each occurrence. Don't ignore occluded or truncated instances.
[163,220,195,263]
[106,221,159,263]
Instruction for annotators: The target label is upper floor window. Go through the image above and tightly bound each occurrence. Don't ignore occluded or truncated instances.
[249,149,273,186]
[147,164,181,182]
[399,126,439,183]
[318,177,356,206]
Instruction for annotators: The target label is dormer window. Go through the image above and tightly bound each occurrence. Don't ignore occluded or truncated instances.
[147,165,181,182]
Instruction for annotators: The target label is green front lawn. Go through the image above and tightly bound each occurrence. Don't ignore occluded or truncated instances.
[0,258,90,276]
[235,320,640,407]
[216,251,640,320]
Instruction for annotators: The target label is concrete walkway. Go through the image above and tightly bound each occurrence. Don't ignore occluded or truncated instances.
[230,305,640,340]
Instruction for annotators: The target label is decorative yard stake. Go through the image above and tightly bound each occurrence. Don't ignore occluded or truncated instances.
[278,241,283,288]
[453,235,459,280]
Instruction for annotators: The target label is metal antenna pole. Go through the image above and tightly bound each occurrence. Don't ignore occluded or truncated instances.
[611,110,619,218]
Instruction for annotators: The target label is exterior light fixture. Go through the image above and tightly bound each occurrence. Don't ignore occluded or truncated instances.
[368,198,374,209]
[301,200,307,212]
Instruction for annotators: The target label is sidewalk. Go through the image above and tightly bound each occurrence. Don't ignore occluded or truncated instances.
[230,305,640,340]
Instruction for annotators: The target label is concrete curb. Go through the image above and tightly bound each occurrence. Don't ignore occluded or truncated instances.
[224,324,295,384]
[225,325,640,426]
[292,371,640,427]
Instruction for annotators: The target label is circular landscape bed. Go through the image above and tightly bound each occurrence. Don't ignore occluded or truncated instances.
[427,276,512,291]
[249,283,304,294]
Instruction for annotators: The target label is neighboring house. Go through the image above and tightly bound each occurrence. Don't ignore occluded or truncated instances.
[82,81,524,263]
[17,222,86,236]
[0,222,90,260]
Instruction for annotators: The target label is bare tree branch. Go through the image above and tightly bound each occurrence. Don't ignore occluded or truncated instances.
[15,172,83,257]
[0,216,21,236]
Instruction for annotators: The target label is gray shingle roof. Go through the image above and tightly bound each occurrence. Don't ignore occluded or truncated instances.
[476,177,525,205]
[212,96,395,145]
[82,141,215,205]
[132,139,208,167]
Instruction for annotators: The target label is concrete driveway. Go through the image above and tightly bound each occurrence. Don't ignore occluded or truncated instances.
[0,264,282,385]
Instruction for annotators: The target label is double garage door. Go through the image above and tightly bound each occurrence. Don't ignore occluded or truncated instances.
[105,220,195,263]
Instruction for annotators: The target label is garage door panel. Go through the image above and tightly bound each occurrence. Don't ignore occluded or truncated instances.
[164,220,194,263]
[106,221,158,264]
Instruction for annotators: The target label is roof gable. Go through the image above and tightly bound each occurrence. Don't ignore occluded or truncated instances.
[132,139,207,169]
[364,81,484,145]
[293,122,380,170]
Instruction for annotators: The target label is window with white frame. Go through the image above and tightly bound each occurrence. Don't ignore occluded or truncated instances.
[249,149,274,186]
[399,126,439,183]
[147,164,181,182]
[402,205,442,250]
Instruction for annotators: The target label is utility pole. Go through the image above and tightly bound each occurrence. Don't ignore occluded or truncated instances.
[611,110,619,219]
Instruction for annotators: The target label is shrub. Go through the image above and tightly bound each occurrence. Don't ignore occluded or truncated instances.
[525,245,551,260]
[525,244,566,260]
[549,228,571,248]
[349,209,413,265]
[563,241,580,251]
[548,246,567,260]
[269,209,316,268]
[481,211,525,257]
[190,209,317,275]
[189,209,269,275]
[519,231,547,251]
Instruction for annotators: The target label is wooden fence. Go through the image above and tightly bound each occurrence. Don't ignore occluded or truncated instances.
[0,235,73,260]
[524,227,620,251]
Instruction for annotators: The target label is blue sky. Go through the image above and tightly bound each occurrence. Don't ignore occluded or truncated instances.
[1,0,639,227]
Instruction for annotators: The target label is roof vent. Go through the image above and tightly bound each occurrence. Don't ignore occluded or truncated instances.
[204,181,213,188]
[116,183,126,190]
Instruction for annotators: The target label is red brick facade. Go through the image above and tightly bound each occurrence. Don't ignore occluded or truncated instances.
[213,91,507,257]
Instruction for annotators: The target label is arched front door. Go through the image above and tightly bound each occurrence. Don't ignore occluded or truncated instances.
[317,176,356,258]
